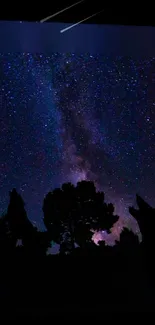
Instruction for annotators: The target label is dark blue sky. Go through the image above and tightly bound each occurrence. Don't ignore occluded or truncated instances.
[0,21,155,56]
[0,22,155,243]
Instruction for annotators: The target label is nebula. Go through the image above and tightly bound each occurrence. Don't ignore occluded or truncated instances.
[0,52,154,245]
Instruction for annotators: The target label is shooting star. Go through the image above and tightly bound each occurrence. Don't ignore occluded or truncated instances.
[60,9,104,33]
[40,0,85,23]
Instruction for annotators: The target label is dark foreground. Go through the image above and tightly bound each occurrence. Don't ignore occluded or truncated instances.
[0,253,154,320]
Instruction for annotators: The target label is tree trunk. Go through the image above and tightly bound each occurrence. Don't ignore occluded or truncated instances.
[69,221,75,252]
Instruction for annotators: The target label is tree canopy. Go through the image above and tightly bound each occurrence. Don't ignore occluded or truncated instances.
[43,180,119,254]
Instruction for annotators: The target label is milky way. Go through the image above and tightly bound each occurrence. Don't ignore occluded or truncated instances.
[0,52,155,242]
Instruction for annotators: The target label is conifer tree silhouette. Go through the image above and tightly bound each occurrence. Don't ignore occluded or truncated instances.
[6,188,34,242]
[4,188,50,257]
[0,213,15,256]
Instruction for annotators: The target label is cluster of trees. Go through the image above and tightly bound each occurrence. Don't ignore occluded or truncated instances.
[0,180,153,259]
[0,180,155,314]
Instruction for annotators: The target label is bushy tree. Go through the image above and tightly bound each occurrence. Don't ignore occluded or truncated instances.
[43,180,119,254]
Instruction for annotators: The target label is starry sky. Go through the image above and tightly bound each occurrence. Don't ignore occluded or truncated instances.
[0,48,155,245]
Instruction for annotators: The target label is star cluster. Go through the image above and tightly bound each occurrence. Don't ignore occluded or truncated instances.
[0,52,155,241]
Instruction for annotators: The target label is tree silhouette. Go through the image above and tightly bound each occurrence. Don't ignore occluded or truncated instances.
[6,188,34,241]
[43,180,119,254]
[0,213,15,256]
[117,227,140,265]
[129,194,155,287]
[4,188,50,257]
[129,194,154,251]
[119,227,139,248]
[0,186,154,312]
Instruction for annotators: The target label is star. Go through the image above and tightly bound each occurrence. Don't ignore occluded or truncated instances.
[0,52,155,244]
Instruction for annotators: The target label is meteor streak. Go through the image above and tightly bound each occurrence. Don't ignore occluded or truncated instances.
[60,9,104,33]
[40,0,85,23]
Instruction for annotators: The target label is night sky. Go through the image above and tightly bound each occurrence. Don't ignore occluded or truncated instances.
[0,51,155,245]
